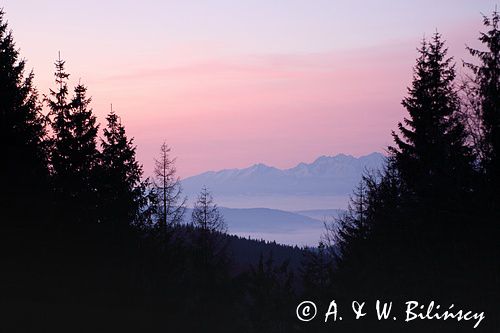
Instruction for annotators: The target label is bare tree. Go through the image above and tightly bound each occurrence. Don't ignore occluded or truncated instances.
[153,142,186,232]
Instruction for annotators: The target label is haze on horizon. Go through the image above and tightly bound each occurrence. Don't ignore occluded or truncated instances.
[2,1,495,177]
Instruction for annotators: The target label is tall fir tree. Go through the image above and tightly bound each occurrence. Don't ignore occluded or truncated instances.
[464,10,500,284]
[389,33,473,211]
[99,107,144,231]
[329,32,488,315]
[46,54,73,220]
[47,56,99,224]
[386,33,476,288]
[465,11,500,184]
[0,10,49,224]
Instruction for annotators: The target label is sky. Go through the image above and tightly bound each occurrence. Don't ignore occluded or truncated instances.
[2,1,497,178]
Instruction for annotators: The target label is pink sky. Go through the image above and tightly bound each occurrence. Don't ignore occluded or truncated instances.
[2,1,495,177]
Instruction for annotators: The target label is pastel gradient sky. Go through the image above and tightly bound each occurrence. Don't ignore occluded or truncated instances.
[3,1,496,177]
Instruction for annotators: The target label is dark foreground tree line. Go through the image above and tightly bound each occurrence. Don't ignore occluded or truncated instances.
[0,8,499,332]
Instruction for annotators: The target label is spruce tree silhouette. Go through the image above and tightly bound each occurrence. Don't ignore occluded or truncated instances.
[465,11,500,179]
[47,55,100,225]
[0,10,49,225]
[464,12,500,257]
[463,12,500,318]
[386,34,476,288]
[319,28,498,332]
[389,33,474,212]
[99,106,144,233]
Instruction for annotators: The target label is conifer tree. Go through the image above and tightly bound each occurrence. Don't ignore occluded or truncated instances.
[464,10,500,273]
[135,178,159,230]
[465,11,500,180]
[99,107,144,230]
[330,33,480,308]
[0,10,49,224]
[47,55,74,216]
[47,56,99,224]
[389,33,473,208]
[331,180,372,261]
[191,187,227,269]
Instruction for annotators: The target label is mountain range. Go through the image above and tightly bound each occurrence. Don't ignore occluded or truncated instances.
[181,152,385,210]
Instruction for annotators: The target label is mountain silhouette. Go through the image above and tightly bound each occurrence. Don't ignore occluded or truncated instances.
[182,153,385,204]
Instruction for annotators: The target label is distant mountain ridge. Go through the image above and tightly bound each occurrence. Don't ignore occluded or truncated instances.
[183,206,341,246]
[179,153,382,244]
[182,152,385,198]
